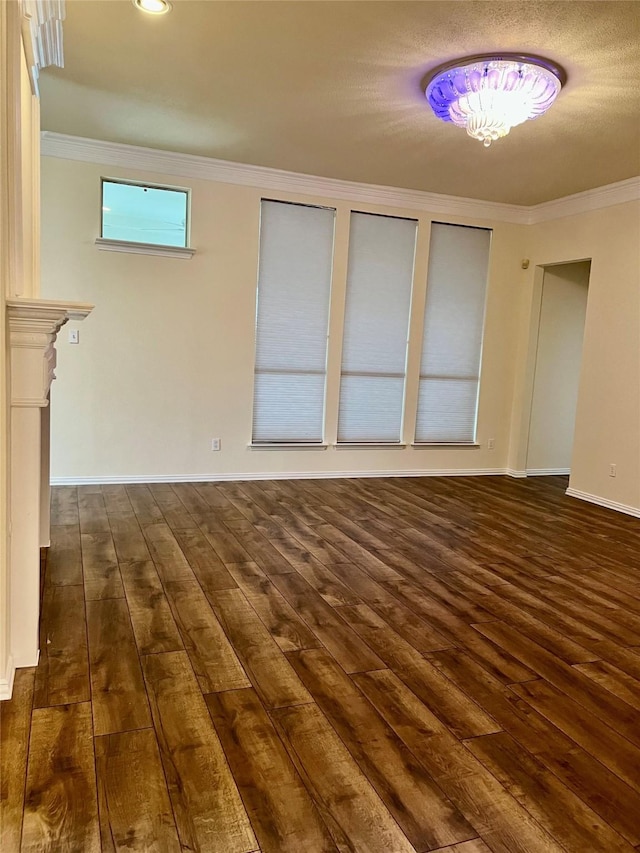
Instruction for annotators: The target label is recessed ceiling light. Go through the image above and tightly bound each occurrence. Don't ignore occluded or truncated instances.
[133,0,172,15]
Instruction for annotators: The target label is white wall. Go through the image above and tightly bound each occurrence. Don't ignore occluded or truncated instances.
[526,262,589,473]
[40,156,526,481]
[40,150,640,516]
[508,199,640,513]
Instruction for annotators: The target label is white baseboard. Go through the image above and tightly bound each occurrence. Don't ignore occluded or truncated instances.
[51,468,508,486]
[0,655,15,701]
[526,468,570,476]
[506,469,527,478]
[566,488,640,519]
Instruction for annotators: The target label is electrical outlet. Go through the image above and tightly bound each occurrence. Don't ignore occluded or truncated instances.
[211,438,221,451]
[609,463,616,477]
[487,438,495,450]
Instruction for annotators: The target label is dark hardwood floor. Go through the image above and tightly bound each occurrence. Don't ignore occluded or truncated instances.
[2,474,640,852]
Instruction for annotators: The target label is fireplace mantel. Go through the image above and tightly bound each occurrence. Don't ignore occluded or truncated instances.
[7,297,93,673]
[7,297,93,323]
[7,297,93,404]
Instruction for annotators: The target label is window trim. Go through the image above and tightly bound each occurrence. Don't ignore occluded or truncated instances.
[334,442,407,449]
[248,442,329,450]
[337,210,418,444]
[411,442,481,448]
[414,221,492,445]
[94,237,195,259]
[251,198,336,444]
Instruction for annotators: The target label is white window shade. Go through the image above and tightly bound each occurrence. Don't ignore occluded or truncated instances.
[415,222,491,443]
[252,200,335,443]
[338,213,417,443]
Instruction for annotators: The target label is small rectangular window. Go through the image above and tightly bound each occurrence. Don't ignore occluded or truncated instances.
[101,179,189,248]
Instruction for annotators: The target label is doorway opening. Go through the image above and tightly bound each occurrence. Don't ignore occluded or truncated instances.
[526,260,591,477]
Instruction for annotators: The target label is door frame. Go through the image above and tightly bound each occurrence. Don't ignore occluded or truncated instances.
[511,257,591,480]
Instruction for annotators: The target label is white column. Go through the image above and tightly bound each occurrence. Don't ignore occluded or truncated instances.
[10,403,42,666]
[7,298,92,667]
[0,1,68,697]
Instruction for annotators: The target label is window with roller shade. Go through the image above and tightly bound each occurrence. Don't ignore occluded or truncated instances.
[337,212,417,443]
[415,222,491,444]
[252,200,335,444]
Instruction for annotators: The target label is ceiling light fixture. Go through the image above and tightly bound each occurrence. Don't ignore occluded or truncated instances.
[425,54,565,147]
[132,0,172,15]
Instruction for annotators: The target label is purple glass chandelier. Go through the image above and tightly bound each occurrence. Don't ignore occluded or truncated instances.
[425,54,566,147]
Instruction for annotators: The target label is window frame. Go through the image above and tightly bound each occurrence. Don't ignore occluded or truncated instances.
[99,176,192,251]
[413,220,492,446]
[250,197,337,446]
[336,210,418,446]
[248,201,493,450]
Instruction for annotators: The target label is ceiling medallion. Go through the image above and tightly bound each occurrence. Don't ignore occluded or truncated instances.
[425,54,566,147]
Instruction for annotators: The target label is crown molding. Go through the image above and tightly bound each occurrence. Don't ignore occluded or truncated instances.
[40,132,640,226]
[526,176,640,224]
[40,132,530,224]
[21,1,66,96]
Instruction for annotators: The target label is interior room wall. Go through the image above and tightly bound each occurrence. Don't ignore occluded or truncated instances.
[40,155,526,482]
[509,199,640,514]
[40,153,640,516]
[526,261,590,473]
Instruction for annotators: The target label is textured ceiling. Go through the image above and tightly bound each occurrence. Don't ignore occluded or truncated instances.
[39,1,640,205]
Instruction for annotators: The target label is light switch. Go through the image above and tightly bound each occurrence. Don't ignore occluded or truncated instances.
[68,328,79,344]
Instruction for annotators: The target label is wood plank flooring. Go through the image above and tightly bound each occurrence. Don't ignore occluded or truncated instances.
[2,475,640,852]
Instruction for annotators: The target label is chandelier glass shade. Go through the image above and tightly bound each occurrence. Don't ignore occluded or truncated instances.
[425,54,565,147]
